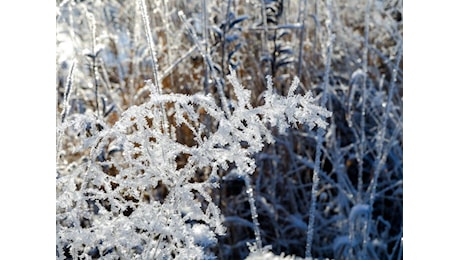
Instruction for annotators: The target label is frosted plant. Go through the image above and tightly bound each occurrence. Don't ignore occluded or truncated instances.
[56,0,403,258]
[56,69,331,259]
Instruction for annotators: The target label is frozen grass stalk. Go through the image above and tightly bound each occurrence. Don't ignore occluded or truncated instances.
[136,5,176,256]
[178,10,231,117]
[161,0,174,90]
[357,0,371,204]
[60,60,76,124]
[365,37,403,247]
[305,0,334,257]
[85,10,101,118]
[160,46,199,81]
[260,0,269,74]
[297,0,308,79]
[220,0,234,77]
[358,0,370,256]
[202,0,210,93]
[57,60,76,160]
[245,175,263,251]
[138,0,161,92]
[138,0,169,134]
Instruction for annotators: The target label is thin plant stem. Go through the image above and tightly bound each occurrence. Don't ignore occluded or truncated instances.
[61,60,76,124]
[221,0,233,78]
[161,0,175,92]
[57,59,76,161]
[178,10,231,117]
[86,10,101,118]
[138,0,169,135]
[357,0,371,205]
[202,0,210,94]
[305,0,333,256]
[245,174,263,251]
[365,36,403,247]
[260,0,269,75]
[297,0,308,79]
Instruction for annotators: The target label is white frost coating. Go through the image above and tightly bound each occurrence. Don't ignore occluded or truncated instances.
[191,224,217,247]
[56,68,331,258]
[245,247,308,260]
[349,204,371,222]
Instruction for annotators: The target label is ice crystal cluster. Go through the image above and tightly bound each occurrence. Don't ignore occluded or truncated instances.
[56,69,331,259]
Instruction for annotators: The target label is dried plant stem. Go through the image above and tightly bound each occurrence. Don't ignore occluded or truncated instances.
[357,0,371,204]
[61,60,76,124]
[245,175,263,251]
[161,0,174,90]
[221,0,233,78]
[138,0,160,92]
[202,0,210,93]
[57,60,76,160]
[365,37,403,247]
[138,0,169,134]
[160,46,198,82]
[305,0,333,257]
[297,0,308,79]
[178,10,231,117]
[260,0,270,75]
[137,2,170,222]
[86,10,101,118]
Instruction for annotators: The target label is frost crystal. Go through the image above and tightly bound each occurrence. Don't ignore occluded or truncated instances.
[56,69,330,259]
